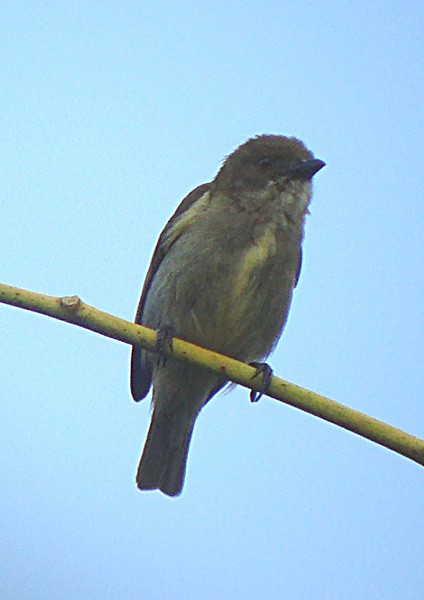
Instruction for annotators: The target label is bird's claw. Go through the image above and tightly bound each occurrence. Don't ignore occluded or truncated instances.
[249,362,273,402]
[156,325,174,366]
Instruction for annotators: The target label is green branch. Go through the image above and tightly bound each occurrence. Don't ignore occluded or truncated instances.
[1,281,423,468]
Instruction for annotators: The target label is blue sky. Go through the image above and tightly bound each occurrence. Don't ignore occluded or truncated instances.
[1,2,423,598]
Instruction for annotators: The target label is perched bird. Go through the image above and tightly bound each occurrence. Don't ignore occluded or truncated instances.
[131,134,325,496]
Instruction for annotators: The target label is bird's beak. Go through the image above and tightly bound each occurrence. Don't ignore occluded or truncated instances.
[288,158,326,181]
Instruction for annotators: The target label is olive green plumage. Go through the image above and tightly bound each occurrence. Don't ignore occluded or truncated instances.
[131,134,325,496]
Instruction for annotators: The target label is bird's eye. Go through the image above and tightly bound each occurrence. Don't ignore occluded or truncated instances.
[259,157,272,168]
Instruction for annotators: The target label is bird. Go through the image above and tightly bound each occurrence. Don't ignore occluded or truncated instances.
[130,134,325,496]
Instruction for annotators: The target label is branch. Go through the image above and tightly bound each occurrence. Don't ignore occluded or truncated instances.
[1,281,423,468]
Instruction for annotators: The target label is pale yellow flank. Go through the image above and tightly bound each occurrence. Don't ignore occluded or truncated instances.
[231,226,277,305]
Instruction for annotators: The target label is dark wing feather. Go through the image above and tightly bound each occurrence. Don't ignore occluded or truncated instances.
[130,183,211,401]
[294,247,302,288]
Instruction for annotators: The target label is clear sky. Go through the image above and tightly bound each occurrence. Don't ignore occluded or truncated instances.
[1,2,423,599]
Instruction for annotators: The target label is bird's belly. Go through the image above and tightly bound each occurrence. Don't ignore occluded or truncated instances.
[143,227,299,363]
[177,251,296,362]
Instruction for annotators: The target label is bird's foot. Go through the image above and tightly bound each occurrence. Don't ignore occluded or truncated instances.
[156,325,174,366]
[249,362,273,402]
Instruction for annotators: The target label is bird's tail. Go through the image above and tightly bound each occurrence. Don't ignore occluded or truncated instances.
[136,407,197,497]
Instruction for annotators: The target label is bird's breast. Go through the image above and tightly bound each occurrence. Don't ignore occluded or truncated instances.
[229,225,277,305]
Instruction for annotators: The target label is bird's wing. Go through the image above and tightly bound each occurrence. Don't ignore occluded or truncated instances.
[294,247,302,288]
[130,183,211,401]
